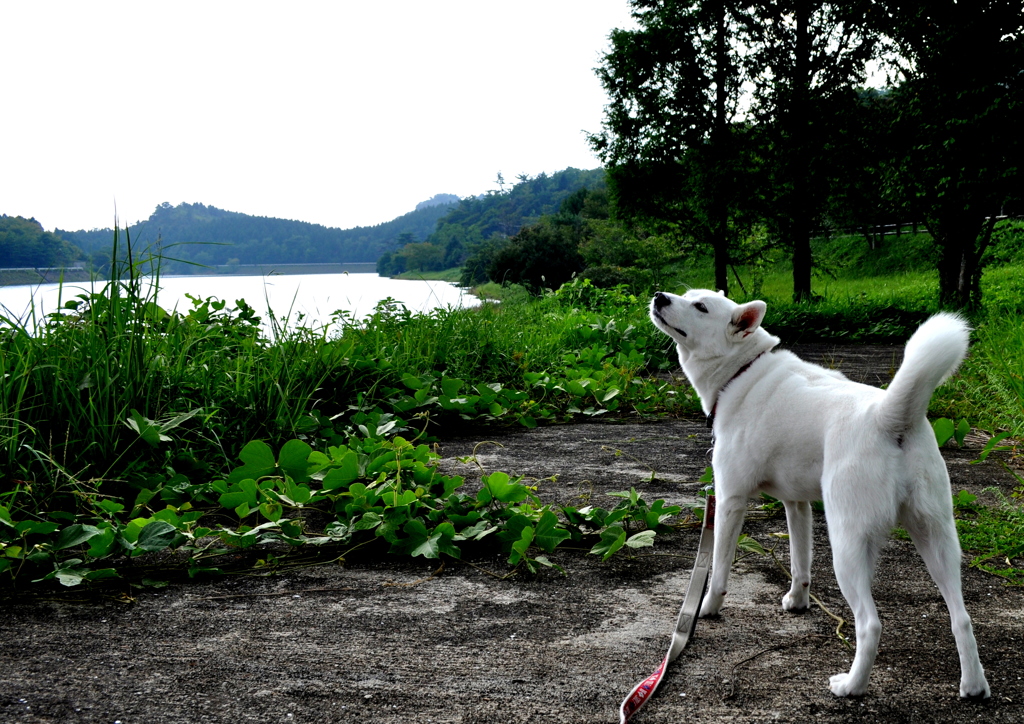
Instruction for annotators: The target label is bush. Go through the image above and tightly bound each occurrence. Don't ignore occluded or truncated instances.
[487,220,584,292]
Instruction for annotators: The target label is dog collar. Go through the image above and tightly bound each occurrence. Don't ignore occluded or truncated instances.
[707,352,767,428]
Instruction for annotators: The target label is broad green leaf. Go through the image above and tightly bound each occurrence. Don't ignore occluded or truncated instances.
[401,372,426,390]
[442,475,464,499]
[392,519,437,558]
[96,499,125,516]
[322,451,360,490]
[54,524,102,552]
[952,490,978,510]
[433,521,462,559]
[534,511,570,553]
[954,419,970,448]
[625,530,657,549]
[135,521,178,553]
[56,567,88,587]
[227,440,278,483]
[260,502,283,522]
[932,418,955,447]
[277,439,313,482]
[218,478,260,510]
[353,511,382,531]
[455,519,497,541]
[736,534,766,556]
[590,527,626,561]
[283,479,313,505]
[15,520,60,536]
[972,431,1012,464]
[532,555,565,574]
[483,471,530,504]
[508,525,535,565]
[440,377,464,398]
[600,388,621,402]
[124,409,171,447]
[567,380,589,397]
[518,415,537,429]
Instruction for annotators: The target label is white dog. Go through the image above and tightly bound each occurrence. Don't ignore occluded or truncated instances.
[650,289,990,699]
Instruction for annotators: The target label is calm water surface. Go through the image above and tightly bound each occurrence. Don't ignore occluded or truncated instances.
[0,273,478,332]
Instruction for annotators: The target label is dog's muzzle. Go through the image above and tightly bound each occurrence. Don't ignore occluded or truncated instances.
[651,293,686,338]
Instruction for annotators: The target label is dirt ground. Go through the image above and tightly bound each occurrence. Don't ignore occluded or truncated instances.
[2,344,1022,724]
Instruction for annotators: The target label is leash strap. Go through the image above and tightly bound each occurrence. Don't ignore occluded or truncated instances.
[619,495,716,723]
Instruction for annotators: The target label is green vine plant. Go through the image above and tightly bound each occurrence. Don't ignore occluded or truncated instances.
[0,430,702,587]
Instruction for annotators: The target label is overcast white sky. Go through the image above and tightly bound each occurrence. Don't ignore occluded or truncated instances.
[1,1,637,233]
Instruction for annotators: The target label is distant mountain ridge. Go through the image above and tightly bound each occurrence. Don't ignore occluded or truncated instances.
[415,194,460,211]
[57,197,460,272]
[44,167,606,273]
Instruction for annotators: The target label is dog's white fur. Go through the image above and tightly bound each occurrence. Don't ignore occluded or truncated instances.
[650,289,990,699]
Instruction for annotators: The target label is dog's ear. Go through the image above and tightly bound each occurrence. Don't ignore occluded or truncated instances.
[730,300,766,338]
[717,290,725,296]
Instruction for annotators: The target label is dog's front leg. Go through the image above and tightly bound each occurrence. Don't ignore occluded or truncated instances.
[781,500,813,612]
[698,494,747,617]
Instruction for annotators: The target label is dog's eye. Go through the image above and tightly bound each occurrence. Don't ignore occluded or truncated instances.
[693,302,708,313]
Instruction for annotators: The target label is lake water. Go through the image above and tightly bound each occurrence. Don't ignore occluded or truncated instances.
[0,273,478,333]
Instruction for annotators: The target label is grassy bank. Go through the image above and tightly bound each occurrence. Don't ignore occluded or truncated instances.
[393,267,462,283]
[1,233,1021,587]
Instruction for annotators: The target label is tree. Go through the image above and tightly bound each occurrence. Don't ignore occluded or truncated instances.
[877,0,1023,309]
[0,215,80,268]
[401,242,445,272]
[594,1,881,301]
[487,219,585,292]
[459,234,509,287]
[591,0,747,295]
[740,0,879,300]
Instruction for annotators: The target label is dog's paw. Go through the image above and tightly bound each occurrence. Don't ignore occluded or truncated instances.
[782,590,809,612]
[829,672,867,697]
[960,676,991,700]
[699,592,724,618]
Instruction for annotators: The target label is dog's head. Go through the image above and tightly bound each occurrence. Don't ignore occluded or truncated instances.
[649,289,767,362]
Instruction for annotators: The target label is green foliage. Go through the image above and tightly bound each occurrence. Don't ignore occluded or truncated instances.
[3,219,1023,587]
[0,215,80,268]
[954,487,1024,586]
[875,1,1023,309]
[57,199,459,270]
[931,418,970,448]
[0,432,700,586]
[487,219,585,293]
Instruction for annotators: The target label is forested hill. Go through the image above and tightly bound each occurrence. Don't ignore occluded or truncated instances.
[0,215,80,268]
[426,168,605,249]
[52,170,604,273]
[377,167,606,273]
[57,197,459,270]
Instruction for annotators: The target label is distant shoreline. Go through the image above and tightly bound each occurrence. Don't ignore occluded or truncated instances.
[0,263,379,287]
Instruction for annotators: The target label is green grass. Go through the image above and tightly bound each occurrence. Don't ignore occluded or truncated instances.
[394,267,463,282]
[1,227,1022,588]
[953,489,1024,586]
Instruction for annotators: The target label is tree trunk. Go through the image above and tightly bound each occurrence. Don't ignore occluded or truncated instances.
[791,0,813,302]
[930,214,991,310]
[712,0,730,297]
[714,238,730,294]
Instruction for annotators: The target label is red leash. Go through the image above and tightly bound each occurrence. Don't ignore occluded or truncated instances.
[619,495,716,723]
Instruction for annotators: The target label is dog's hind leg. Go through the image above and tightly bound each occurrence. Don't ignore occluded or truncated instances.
[698,494,747,617]
[781,500,813,611]
[827,527,885,697]
[904,509,990,698]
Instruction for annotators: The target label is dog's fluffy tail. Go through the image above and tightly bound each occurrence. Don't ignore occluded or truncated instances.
[879,312,970,435]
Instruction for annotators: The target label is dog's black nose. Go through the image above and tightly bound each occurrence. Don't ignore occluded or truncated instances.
[653,292,670,309]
